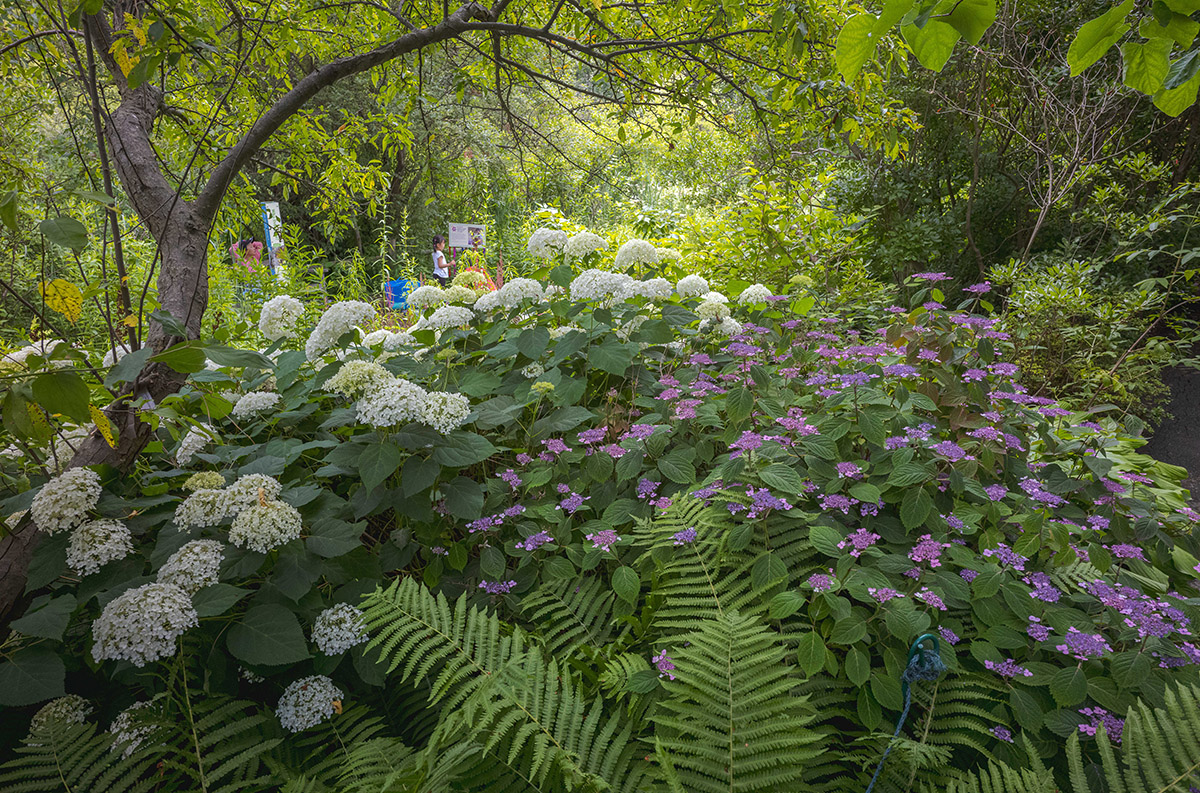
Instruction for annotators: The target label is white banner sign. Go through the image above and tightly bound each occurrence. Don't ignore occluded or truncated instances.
[448,222,486,249]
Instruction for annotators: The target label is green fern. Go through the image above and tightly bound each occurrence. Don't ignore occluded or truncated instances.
[652,610,828,792]
[521,576,617,658]
[362,578,654,792]
[0,721,156,793]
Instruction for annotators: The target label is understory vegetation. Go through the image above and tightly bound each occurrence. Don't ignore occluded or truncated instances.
[3,0,1200,791]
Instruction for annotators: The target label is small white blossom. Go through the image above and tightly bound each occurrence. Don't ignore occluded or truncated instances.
[29,695,93,741]
[277,675,343,733]
[656,247,683,261]
[407,285,447,310]
[225,474,283,511]
[696,299,731,320]
[183,472,225,491]
[384,331,415,350]
[738,284,773,304]
[360,329,392,347]
[630,277,674,300]
[311,603,367,655]
[564,231,608,260]
[701,291,728,303]
[229,500,303,552]
[174,488,231,530]
[325,361,392,398]
[676,274,709,298]
[717,316,743,336]
[67,519,133,576]
[421,392,472,434]
[91,583,198,667]
[614,239,659,270]
[259,295,305,341]
[527,228,569,258]
[177,426,215,467]
[157,540,223,594]
[109,702,155,758]
[231,391,280,420]
[496,278,544,309]
[444,285,478,305]
[570,269,630,302]
[521,363,545,379]
[31,468,102,534]
[474,291,502,313]
[305,301,376,361]
[356,378,427,427]
[420,305,475,332]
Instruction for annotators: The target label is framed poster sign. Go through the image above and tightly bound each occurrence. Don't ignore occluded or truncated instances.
[449,222,486,249]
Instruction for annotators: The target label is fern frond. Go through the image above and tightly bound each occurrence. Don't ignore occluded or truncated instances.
[521,576,617,658]
[652,610,827,793]
[0,721,154,793]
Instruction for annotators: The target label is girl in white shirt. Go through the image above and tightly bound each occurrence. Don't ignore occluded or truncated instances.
[432,235,449,286]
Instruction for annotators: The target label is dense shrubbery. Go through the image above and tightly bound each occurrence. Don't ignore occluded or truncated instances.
[3,248,1200,790]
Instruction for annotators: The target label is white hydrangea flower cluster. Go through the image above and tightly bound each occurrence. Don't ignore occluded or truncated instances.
[569,269,630,302]
[184,472,225,491]
[702,291,728,303]
[174,488,230,530]
[1,339,67,372]
[473,291,502,314]
[676,274,710,297]
[656,247,683,261]
[229,499,303,552]
[702,316,743,336]
[360,330,414,351]
[226,472,283,506]
[101,345,131,368]
[628,277,674,300]
[417,305,475,332]
[613,239,659,269]
[444,285,478,305]
[360,329,392,347]
[29,695,93,735]
[305,301,376,361]
[109,702,155,758]
[356,378,428,427]
[452,270,487,290]
[66,519,133,576]
[407,285,446,310]
[421,391,472,434]
[527,228,569,257]
[738,284,773,304]
[91,583,198,667]
[177,425,215,467]
[325,361,392,398]
[697,298,731,321]
[549,324,582,339]
[31,467,102,534]
[544,284,566,299]
[564,231,608,260]
[521,363,545,379]
[311,603,368,655]
[277,675,344,733]
[259,295,305,341]
[495,277,543,309]
[157,539,223,593]
[232,391,281,420]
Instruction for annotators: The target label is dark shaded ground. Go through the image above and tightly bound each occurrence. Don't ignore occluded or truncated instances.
[1144,366,1200,504]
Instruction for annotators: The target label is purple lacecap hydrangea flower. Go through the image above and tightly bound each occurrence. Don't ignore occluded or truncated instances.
[653,650,676,680]
[1118,471,1154,484]
[623,424,657,441]
[652,497,673,511]
[990,362,1019,377]
[807,571,835,592]
[674,400,702,420]
[498,469,522,491]
[600,444,628,458]
[963,369,987,382]
[1055,627,1113,661]
[869,587,903,603]
[943,513,966,531]
[965,282,992,294]
[882,363,920,378]
[930,441,971,461]
[479,580,517,595]
[578,427,607,444]
[991,725,1013,742]
[673,527,697,546]
[1081,581,1190,639]
[909,535,951,568]
[586,530,620,553]
[968,426,1001,442]
[637,478,661,500]
[503,505,526,519]
[836,461,863,479]
[916,588,947,611]
[839,372,877,387]
[515,531,554,552]
[1025,572,1061,603]
[746,487,792,518]
[914,272,951,281]
[1027,616,1052,641]
[960,569,979,583]
[985,658,1033,678]
[983,543,1028,571]
[430,546,449,556]
[1078,707,1123,743]
[543,438,570,455]
[1087,515,1110,530]
[984,484,1008,502]
[917,348,940,362]
[885,436,909,450]
[923,301,944,311]
[557,483,571,494]
[557,490,590,515]
[516,453,533,465]
[1107,544,1146,561]
[938,626,960,645]
[838,528,881,557]
[729,431,766,456]
[819,494,856,515]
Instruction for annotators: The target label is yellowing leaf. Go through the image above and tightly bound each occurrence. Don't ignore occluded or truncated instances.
[26,403,50,435]
[39,279,83,324]
[590,0,602,9]
[121,314,138,327]
[90,405,116,448]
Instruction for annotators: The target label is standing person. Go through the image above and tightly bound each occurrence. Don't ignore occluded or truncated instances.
[432,234,449,286]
